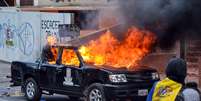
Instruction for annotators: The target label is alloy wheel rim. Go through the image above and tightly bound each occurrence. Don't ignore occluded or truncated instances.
[89,89,102,101]
[26,82,35,98]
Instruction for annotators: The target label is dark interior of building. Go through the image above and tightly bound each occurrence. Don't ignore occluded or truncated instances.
[0,0,14,6]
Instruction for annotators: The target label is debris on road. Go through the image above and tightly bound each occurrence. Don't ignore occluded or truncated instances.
[0,87,23,97]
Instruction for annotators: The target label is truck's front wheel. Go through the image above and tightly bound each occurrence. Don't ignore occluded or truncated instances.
[86,83,107,101]
[24,78,41,101]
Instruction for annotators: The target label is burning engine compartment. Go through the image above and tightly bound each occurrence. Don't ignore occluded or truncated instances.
[79,27,156,69]
[47,26,156,70]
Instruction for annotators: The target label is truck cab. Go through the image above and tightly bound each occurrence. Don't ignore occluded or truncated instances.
[11,44,159,101]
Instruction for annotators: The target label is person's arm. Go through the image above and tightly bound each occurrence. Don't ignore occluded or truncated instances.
[146,82,157,101]
[175,92,184,101]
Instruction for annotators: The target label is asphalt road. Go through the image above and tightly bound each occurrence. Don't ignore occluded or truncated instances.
[0,95,79,101]
[0,95,71,101]
[0,61,10,87]
[0,61,80,101]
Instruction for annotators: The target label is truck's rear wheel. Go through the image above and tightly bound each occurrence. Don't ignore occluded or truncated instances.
[24,78,41,101]
[86,83,107,101]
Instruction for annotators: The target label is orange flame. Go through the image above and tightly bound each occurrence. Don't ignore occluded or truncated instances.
[48,47,58,64]
[61,49,80,66]
[79,27,156,69]
[47,35,57,46]
[48,47,80,66]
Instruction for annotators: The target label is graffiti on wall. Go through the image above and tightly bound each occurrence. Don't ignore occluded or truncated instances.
[41,20,60,30]
[41,20,61,44]
[0,24,4,48]
[0,12,71,62]
[18,23,34,56]
[0,19,16,48]
[0,19,15,48]
[0,19,34,56]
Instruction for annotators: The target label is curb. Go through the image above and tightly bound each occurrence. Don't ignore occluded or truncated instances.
[0,87,23,97]
[9,91,24,97]
[0,60,11,64]
[0,91,24,97]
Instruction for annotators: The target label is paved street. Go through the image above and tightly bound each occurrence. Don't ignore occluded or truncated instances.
[0,61,78,101]
[0,61,10,87]
[0,95,73,101]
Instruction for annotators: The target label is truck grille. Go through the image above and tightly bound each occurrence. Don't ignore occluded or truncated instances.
[126,73,153,82]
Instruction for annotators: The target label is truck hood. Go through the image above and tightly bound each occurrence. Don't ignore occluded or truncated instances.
[84,64,157,74]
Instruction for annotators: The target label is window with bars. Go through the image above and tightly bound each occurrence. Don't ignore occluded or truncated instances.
[20,0,33,6]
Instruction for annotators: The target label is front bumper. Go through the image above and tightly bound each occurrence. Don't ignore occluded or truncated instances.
[103,82,155,100]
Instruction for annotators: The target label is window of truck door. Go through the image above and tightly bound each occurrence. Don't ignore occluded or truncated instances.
[61,48,80,67]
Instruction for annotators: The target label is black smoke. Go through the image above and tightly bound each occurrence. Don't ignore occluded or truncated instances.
[116,0,201,48]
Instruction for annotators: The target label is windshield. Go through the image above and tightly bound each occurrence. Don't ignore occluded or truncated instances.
[78,46,98,65]
[78,46,140,70]
[78,46,121,67]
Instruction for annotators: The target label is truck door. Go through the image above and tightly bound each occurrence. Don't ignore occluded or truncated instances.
[39,46,59,89]
[55,48,82,94]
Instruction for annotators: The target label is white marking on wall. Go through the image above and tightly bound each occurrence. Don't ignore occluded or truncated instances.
[0,11,71,62]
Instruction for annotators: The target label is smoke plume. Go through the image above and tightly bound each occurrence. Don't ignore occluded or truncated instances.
[112,0,201,48]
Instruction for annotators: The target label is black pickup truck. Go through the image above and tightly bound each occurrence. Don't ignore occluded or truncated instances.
[11,44,159,101]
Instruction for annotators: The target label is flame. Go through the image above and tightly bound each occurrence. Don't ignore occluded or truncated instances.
[79,27,156,69]
[48,47,58,64]
[47,35,57,46]
[61,49,80,66]
[49,48,80,66]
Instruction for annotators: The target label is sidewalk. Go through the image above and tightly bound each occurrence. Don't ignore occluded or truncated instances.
[0,86,22,97]
[0,61,22,97]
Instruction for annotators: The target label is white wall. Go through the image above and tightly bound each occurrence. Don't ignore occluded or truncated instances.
[36,0,108,6]
[0,11,71,62]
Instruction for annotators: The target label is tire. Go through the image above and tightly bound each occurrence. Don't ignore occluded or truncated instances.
[85,83,107,101]
[21,85,25,94]
[68,96,80,101]
[21,86,26,97]
[24,78,42,101]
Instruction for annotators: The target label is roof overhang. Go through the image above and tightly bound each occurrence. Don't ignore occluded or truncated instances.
[20,6,114,12]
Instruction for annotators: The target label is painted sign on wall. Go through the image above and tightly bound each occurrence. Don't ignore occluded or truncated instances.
[40,13,71,48]
[0,11,71,62]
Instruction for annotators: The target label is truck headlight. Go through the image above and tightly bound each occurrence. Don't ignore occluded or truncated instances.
[152,72,159,80]
[109,74,127,83]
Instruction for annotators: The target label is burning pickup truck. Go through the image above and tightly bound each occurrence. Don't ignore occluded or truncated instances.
[11,44,159,101]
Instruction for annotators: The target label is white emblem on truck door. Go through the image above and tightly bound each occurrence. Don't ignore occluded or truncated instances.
[63,68,74,86]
